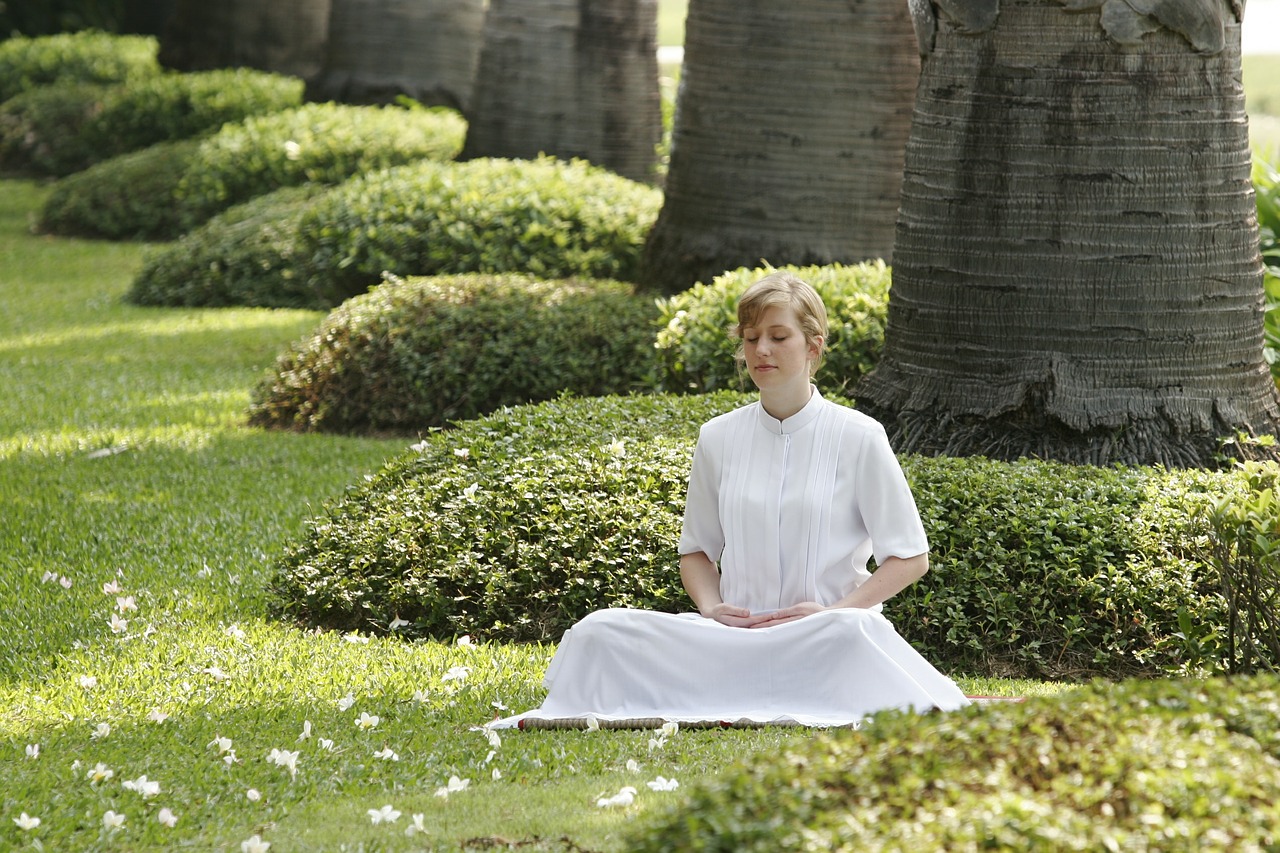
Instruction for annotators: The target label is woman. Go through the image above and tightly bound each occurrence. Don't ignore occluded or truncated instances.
[493,272,968,728]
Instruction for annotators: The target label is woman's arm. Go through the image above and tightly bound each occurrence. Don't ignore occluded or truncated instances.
[749,553,929,627]
[680,551,772,627]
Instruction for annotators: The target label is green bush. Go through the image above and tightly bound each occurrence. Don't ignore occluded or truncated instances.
[0,30,159,103]
[629,673,1280,852]
[36,137,201,238]
[128,184,330,307]
[0,68,303,175]
[270,392,1247,678]
[130,156,663,308]
[654,261,891,397]
[247,273,660,434]
[38,102,466,239]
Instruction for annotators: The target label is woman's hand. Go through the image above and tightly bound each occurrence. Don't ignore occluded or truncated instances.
[704,602,773,628]
[747,601,826,628]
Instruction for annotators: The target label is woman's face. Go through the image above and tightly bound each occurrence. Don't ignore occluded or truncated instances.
[741,304,820,393]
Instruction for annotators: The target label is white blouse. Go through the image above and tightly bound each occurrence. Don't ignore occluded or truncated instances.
[678,388,928,614]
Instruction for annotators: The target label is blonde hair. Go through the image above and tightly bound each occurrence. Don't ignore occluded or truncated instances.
[734,271,828,374]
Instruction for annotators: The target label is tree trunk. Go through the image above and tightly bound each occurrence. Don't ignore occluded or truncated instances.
[158,0,331,80]
[856,0,1280,468]
[305,0,485,111]
[637,0,920,294]
[459,0,662,184]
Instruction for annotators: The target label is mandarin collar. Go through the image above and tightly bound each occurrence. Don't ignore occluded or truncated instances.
[756,386,823,435]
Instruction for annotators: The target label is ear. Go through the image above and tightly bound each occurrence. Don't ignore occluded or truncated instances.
[808,335,825,361]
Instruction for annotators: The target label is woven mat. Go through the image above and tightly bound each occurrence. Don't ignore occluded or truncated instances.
[513,697,1023,730]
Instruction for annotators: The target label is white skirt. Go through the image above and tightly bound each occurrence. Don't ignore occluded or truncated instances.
[491,607,970,729]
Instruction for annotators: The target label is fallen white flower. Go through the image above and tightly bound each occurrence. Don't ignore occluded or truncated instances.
[647,776,680,792]
[596,786,638,808]
[368,804,401,824]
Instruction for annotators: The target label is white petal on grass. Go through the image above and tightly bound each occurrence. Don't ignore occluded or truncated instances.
[267,748,299,778]
[405,813,427,836]
[585,715,601,732]
[87,762,114,783]
[337,694,356,712]
[59,575,72,589]
[157,807,178,827]
[492,768,502,781]
[454,447,470,459]
[647,776,680,792]
[318,738,335,751]
[25,744,38,760]
[596,786,638,808]
[298,720,312,741]
[412,689,431,704]
[209,736,233,754]
[78,675,98,689]
[122,774,161,798]
[42,571,58,584]
[241,834,271,853]
[225,624,246,640]
[388,617,409,630]
[462,482,479,499]
[102,580,122,595]
[434,775,470,798]
[373,747,400,761]
[13,812,40,830]
[246,788,262,802]
[626,759,641,773]
[102,810,125,829]
[109,613,128,634]
[367,804,401,824]
[115,595,137,612]
[202,665,230,680]
[442,665,470,683]
[355,712,380,730]
[342,632,369,644]
[147,708,170,724]
[91,722,111,739]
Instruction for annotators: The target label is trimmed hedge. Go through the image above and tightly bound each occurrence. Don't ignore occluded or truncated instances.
[654,261,891,397]
[247,273,660,433]
[38,102,467,239]
[629,674,1280,851]
[130,156,664,309]
[0,30,159,103]
[128,185,330,308]
[270,392,1249,679]
[0,68,303,175]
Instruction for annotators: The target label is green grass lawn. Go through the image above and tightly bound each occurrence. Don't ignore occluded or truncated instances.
[0,179,1052,850]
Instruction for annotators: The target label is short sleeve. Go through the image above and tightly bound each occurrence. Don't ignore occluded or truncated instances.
[678,428,724,560]
[855,428,928,566]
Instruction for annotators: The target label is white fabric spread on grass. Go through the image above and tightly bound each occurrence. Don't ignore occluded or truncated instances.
[490,607,970,728]
[491,390,969,729]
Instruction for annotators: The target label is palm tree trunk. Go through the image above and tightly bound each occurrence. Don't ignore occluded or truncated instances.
[159,0,330,79]
[856,0,1280,467]
[637,0,920,293]
[305,0,485,111]
[460,0,662,184]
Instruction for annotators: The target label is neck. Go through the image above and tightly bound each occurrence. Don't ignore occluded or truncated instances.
[760,383,813,422]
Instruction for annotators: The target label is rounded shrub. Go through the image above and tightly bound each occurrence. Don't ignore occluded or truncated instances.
[128,185,329,308]
[269,392,1247,679]
[629,674,1280,851]
[247,273,660,434]
[0,31,159,103]
[37,138,202,239]
[130,156,663,308]
[654,261,891,397]
[0,68,303,176]
[299,156,663,304]
[268,391,751,640]
[38,103,467,239]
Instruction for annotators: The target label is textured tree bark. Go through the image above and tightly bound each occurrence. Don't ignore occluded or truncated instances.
[158,0,331,79]
[305,0,484,111]
[460,0,662,184]
[637,0,920,294]
[856,0,1279,467]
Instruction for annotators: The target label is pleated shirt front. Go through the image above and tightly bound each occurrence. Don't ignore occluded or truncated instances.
[678,389,927,614]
